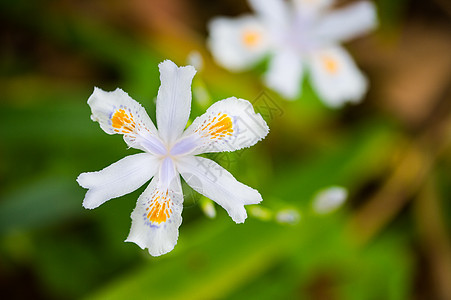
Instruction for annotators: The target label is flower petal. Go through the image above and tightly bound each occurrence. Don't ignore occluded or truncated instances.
[294,0,333,17]
[156,60,196,146]
[77,153,160,209]
[308,45,368,107]
[170,97,269,155]
[264,48,304,99]
[248,0,290,30]
[88,87,166,155]
[126,160,183,256]
[177,156,262,223]
[314,1,378,43]
[208,16,270,71]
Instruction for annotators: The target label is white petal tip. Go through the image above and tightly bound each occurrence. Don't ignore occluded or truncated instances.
[82,199,99,210]
[76,173,90,188]
[159,59,176,69]
[125,223,179,257]
[242,187,264,206]
[233,97,270,145]
[231,208,248,224]
[233,218,246,224]
[159,59,197,76]
[87,87,103,103]
[149,247,174,257]
[125,238,176,257]
[124,238,146,250]
[82,204,95,210]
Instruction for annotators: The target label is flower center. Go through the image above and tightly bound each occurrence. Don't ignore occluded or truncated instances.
[279,12,321,52]
[242,29,262,48]
[322,55,338,74]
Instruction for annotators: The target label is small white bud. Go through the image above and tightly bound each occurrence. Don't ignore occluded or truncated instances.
[313,186,347,214]
[200,197,216,219]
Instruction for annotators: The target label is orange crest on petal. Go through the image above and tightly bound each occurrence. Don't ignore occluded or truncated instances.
[111,109,137,133]
[146,190,172,224]
[196,113,234,141]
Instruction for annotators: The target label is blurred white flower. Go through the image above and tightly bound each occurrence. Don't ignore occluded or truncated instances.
[77,60,269,256]
[208,0,377,107]
[313,186,348,214]
[275,209,301,225]
[187,50,204,72]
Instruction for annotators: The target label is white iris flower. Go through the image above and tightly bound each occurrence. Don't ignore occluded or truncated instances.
[77,60,269,256]
[208,0,378,107]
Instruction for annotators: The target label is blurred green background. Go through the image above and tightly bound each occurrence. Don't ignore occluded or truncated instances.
[1,0,451,299]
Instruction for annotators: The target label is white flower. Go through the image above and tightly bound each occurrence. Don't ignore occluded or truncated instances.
[312,186,347,214]
[208,0,377,107]
[77,60,269,256]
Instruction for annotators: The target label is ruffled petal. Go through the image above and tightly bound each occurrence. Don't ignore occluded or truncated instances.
[308,45,368,107]
[314,1,378,43]
[208,16,271,71]
[77,153,160,209]
[126,158,183,256]
[88,87,166,155]
[170,97,269,156]
[177,156,262,223]
[264,48,304,99]
[156,60,196,147]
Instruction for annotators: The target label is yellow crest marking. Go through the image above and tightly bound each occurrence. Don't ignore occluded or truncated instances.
[146,190,172,224]
[196,113,233,140]
[111,109,136,133]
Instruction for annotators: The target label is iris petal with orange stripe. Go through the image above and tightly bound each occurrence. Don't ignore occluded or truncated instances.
[195,113,233,141]
[111,108,137,134]
[145,190,173,224]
